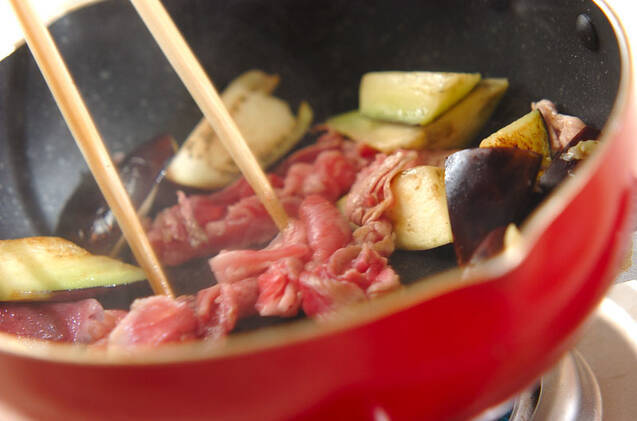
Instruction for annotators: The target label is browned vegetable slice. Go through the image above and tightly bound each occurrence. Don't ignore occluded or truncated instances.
[479,109,550,168]
[445,147,542,265]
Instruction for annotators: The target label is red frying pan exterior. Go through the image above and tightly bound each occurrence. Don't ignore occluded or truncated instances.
[0,2,634,421]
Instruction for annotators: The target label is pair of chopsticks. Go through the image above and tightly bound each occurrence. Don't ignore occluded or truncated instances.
[8,0,290,298]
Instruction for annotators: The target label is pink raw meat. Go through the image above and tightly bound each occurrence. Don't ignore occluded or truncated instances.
[300,195,352,264]
[345,150,419,226]
[2,137,413,346]
[148,132,371,266]
[107,296,198,346]
[0,299,122,344]
[195,277,260,340]
[210,220,309,284]
[256,258,305,317]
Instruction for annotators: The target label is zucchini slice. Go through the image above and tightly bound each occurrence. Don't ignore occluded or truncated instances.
[359,71,481,125]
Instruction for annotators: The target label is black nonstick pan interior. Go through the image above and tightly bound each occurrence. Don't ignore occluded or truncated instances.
[0,0,621,305]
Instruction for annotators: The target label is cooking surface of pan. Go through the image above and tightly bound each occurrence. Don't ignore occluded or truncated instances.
[0,0,620,238]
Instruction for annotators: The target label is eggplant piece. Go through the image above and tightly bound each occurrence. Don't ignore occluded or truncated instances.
[479,109,551,168]
[562,126,601,151]
[424,78,509,149]
[445,147,542,265]
[386,165,452,250]
[538,158,578,193]
[56,134,176,256]
[467,226,507,264]
[359,71,481,125]
[539,140,600,193]
[0,237,145,302]
[325,110,427,152]
[325,78,508,152]
[466,224,522,266]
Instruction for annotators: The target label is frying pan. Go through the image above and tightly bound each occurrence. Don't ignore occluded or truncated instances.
[0,0,634,420]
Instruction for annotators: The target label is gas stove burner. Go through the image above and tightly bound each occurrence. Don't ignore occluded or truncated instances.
[473,350,602,421]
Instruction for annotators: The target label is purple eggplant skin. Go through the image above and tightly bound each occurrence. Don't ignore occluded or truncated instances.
[538,158,579,193]
[540,127,600,193]
[445,147,542,265]
[467,226,508,265]
[558,125,600,156]
[56,134,177,256]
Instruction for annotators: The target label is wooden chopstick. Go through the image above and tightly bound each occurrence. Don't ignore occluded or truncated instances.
[8,0,174,298]
[129,0,289,232]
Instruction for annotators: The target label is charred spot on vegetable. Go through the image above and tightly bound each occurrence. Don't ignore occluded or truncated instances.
[445,147,541,265]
